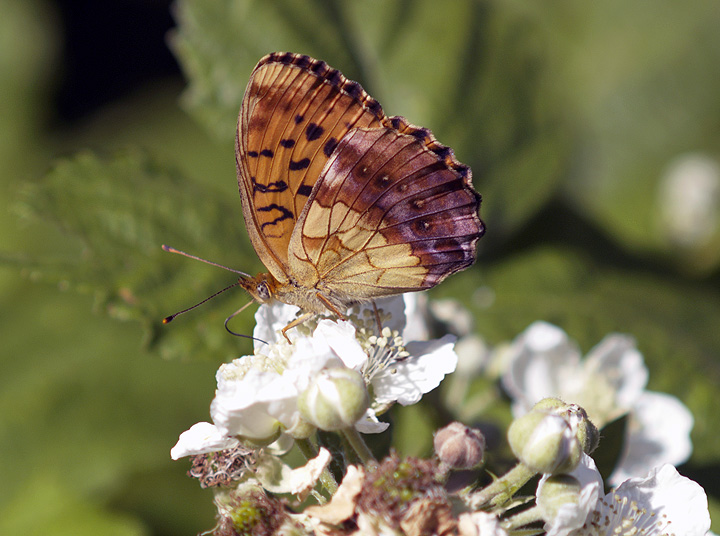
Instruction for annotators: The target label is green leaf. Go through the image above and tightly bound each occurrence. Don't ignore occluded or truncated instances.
[16,150,260,360]
[594,414,629,484]
[538,2,720,273]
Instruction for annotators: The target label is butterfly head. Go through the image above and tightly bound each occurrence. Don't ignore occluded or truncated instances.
[238,272,279,304]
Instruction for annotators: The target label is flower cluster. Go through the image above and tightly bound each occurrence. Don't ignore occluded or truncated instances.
[170,295,712,536]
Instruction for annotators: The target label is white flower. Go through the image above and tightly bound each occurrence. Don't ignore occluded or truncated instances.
[575,464,710,536]
[172,294,458,458]
[211,362,303,440]
[211,314,361,441]
[609,391,693,485]
[170,422,239,459]
[269,295,459,430]
[501,322,693,484]
[369,333,458,406]
[538,454,603,536]
[657,153,720,248]
[428,297,475,336]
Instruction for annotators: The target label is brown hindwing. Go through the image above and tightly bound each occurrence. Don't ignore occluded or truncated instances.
[289,124,484,302]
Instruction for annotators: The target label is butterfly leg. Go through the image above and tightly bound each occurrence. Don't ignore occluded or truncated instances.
[371,300,383,332]
[316,292,347,321]
[281,311,315,343]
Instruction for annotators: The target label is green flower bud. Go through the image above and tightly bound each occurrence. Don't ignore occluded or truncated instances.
[298,367,369,431]
[564,404,599,455]
[536,474,582,522]
[532,398,599,455]
[532,398,567,412]
[286,418,316,440]
[239,429,282,449]
[507,411,582,475]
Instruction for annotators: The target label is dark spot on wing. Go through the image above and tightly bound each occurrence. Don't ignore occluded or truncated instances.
[260,149,274,157]
[247,150,259,158]
[433,146,451,160]
[410,128,430,141]
[257,204,294,230]
[295,114,304,124]
[252,177,288,193]
[356,165,370,179]
[375,175,391,189]
[323,137,338,157]
[280,138,296,148]
[289,158,311,171]
[344,81,362,99]
[306,123,324,141]
[297,184,313,197]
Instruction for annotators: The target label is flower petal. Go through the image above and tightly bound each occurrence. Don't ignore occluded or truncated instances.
[312,319,367,370]
[354,408,389,434]
[612,465,710,536]
[211,369,300,439]
[372,334,458,406]
[170,422,239,460]
[253,302,302,348]
[539,454,602,536]
[256,447,331,497]
[609,391,693,485]
[584,334,648,409]
[502,322,583,417]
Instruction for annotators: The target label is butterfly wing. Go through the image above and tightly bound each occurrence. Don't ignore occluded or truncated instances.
[236,52,389,281]
[288,121,484,305]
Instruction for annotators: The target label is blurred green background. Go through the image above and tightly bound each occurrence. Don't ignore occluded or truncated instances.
[2,0,719,534]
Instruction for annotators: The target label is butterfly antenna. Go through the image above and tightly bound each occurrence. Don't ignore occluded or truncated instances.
[163,281,241,324]
[224,301,268,345]
[162,244,251,277]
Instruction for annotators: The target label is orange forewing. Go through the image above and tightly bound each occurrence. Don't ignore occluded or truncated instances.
[236,53,389,281]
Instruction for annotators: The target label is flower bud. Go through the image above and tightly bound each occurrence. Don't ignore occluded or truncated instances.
[434,422,485,470]
[532,398,599,455]
[532,398,566,412]
[507,410,581,475]
[536,474,582,523]
[298,367,369,431]
[285,418,316,440]
[563,404,599,455]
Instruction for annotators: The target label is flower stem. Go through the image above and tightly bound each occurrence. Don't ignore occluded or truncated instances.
[502,504,544,531]
[296,437,339,496]
[468,463,536,509]
[342,427,376,464]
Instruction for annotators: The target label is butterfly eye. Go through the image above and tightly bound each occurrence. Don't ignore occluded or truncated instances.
[256,282,271,301]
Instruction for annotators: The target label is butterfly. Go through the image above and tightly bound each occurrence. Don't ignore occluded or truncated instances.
[234,52,484,337]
